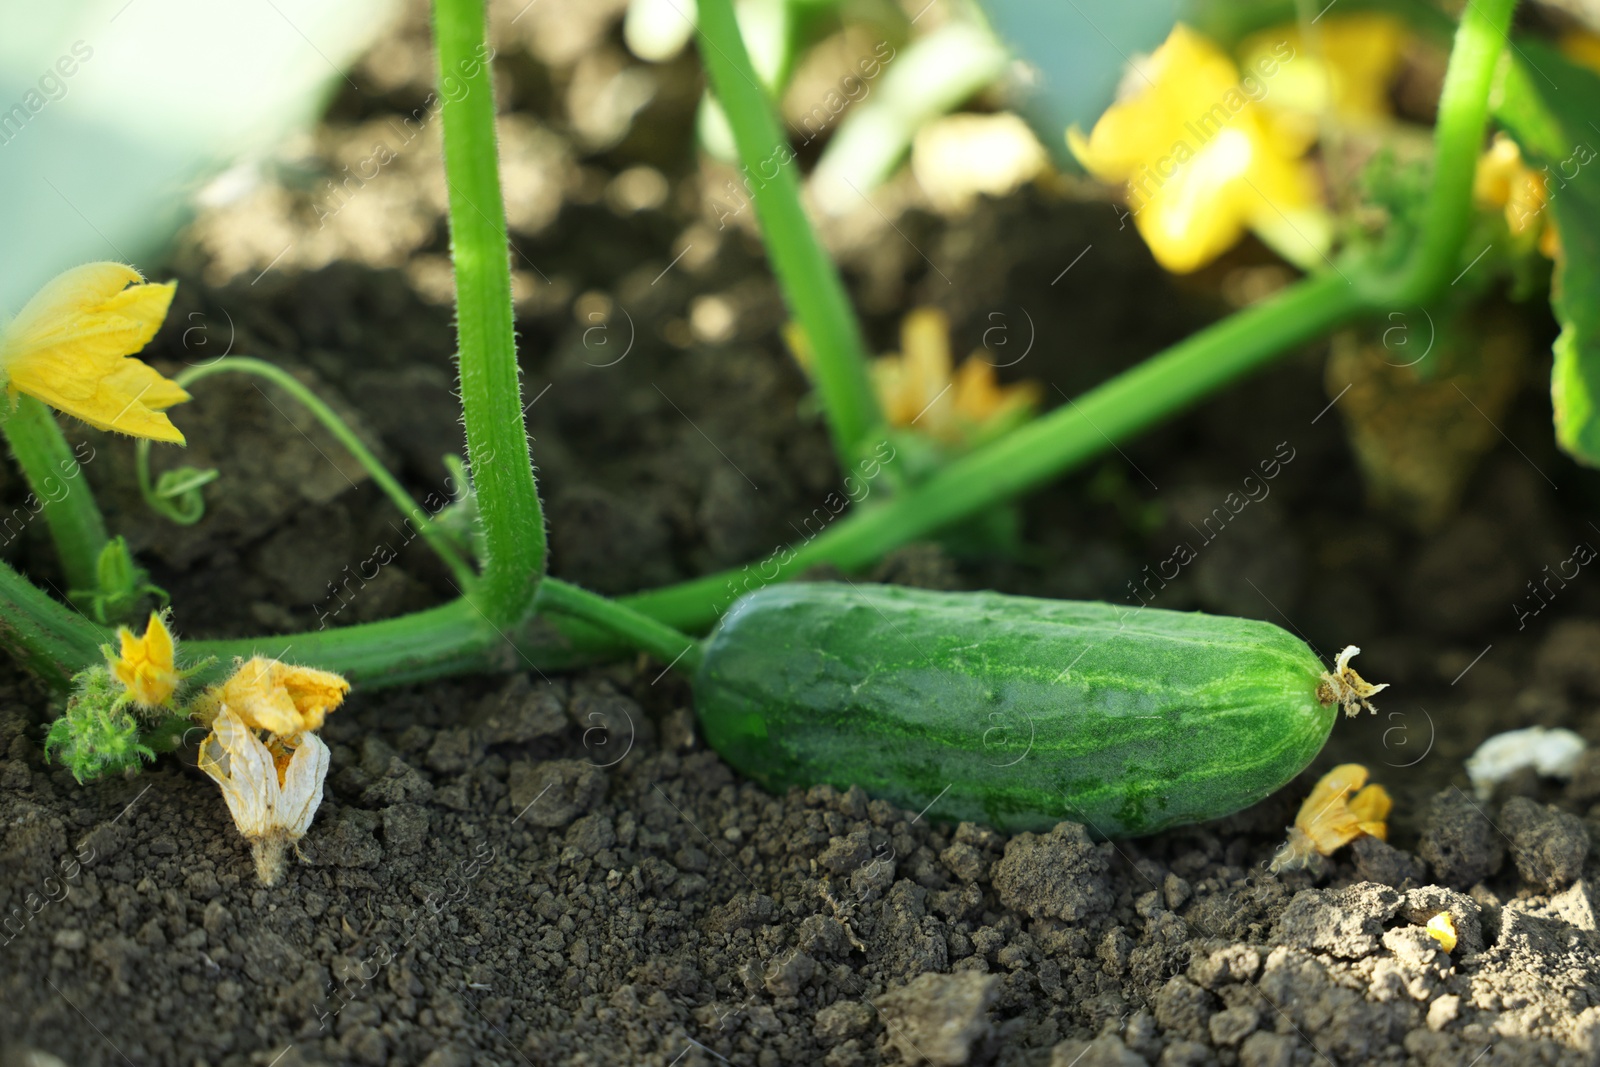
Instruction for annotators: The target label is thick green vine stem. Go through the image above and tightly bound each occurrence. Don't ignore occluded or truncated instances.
[1364,0,1518,304]
[536,578,703,673]
[0,558,107,689]
[135,357,476,588]
[0,396,109,595]
[433,0,548,624]
[695,0,885,474]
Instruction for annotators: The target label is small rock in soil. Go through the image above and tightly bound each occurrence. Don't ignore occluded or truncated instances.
[380,803,429,854]
[1238,1030,1296,1067]
[991,821,1112,921]
[1499,796,1590,892]
[1153,975,1216,1043]
[1400,885,1485,955]
[1351,835,1427,888]
[873,970,999,1066]
[301,808,382,868]
[1189,943,1261,990]
[475,674,568,744]
[1567,748,1600,802]
[1271,883,1401,959]
[506,759,606,827]
[1417,787,1505,887]
[1048,1034,1149,1066]
[813,999,873,1040]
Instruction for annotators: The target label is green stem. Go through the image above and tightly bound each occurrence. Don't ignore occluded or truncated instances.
[136,357,477,588]
[1367,0,1518,304]
[434,0,548,624]
[626,272,1367,630]
[537,577,703,673]
[0,396,109,594]
[695,0,883,472]
[0,558,107,688]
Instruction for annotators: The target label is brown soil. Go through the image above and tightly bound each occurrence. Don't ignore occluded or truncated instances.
[4,1,1600,1065]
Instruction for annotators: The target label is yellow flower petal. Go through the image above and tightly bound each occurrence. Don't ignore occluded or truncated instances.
[1294,763,1387,855]
[1348,782,1392,841]
[108,610,180,710]
[203,656,350,738]
[1241,14,1407,126]
[0,262,187,443]
[1559,29,1600,76]
[1069,24,1322,273]
[1425,912,1457,953]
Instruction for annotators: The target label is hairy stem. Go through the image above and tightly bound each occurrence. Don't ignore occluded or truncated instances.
[695,0,883,473]
[434,0,548,623]
[0,397,108,595]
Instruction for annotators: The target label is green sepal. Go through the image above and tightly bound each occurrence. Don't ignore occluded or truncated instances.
[43,667,156,783]
[69,536,167,625]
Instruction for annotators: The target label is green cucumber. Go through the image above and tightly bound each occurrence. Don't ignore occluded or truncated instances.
[693,582,1347,837]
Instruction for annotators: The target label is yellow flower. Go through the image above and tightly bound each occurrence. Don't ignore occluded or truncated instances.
[1559,29,1600,74]
[1474,134,1560,259]
[1069,24,1327,274]
[1270,763,1391,871]
[107,610,180,710]
[872,307,1040,446]
[197,656,350,738]
[1425,911,1458,953]
[197,705,330,885]
[1240,14,1408,130]
[1,262,188,443]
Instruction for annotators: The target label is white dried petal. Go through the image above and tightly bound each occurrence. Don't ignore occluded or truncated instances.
[196,705,332,885]
[1466,727,1587,800]
[197,706,274,840]
[277,732,329,839]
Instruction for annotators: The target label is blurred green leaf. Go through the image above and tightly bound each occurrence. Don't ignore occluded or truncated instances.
[1493,42,1600,465]
[970,0,1177,165]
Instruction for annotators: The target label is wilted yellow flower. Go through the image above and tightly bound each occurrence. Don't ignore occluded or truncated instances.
[1475,134,1561,259]
[1240,14,1408,131]
[1069,24,1327,273]
[1425,911,1458,953]
[1270,763,1391,871]
[197,705,330,885]
[872,307,1040,446]
[0,262,187,443]
[107,611,180,711]
[198,656,350,738]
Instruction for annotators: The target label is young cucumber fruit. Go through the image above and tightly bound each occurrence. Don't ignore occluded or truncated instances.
[693,583,1348,837]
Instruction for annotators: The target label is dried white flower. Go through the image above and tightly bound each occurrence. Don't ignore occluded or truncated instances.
[1465,726,1587,800]
[197,705,329,885]
[1317,645,1389,717]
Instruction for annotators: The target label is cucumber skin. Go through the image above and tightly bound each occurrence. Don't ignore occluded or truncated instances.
[692,583,1334,837]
